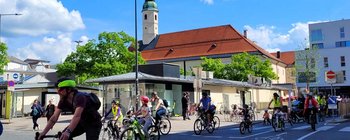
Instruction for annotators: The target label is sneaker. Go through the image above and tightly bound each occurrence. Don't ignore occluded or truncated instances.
[187,117,191,120]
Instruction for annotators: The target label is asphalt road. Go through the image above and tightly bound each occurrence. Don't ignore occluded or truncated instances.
[162,119,350,140]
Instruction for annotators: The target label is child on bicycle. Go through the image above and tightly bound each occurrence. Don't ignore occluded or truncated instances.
[263,109,271,125]
[239,104,251,124]
[133,96,153,134]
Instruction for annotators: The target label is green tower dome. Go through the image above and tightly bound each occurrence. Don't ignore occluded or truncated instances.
[142,0,158,12]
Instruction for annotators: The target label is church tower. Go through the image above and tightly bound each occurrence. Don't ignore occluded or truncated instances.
[142,0,159,45]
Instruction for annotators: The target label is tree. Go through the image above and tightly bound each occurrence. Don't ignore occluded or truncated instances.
[0,43,9,75]
[295,40,320,92]
[201,52,277,81]
[57,32,145,83]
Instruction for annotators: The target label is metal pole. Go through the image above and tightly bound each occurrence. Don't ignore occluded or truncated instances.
[135,0,139,111]
[0,15,2,43]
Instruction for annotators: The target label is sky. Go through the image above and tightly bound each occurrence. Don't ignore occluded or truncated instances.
[0,0,350,64]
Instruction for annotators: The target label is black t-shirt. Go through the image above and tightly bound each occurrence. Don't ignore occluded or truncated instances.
[182,96,188,108]
[46,104,55,116]
[58,92,101,125]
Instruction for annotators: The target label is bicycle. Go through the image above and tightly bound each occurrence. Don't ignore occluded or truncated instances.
[239,115,253,134]
[119,116,160,140]
[193,109,215,135]
[271,110,285,132]
[35,132,61,140]
[100,119,120,140]
[318,106,325,122]
[308,107,317,131]
[151,113,172,135]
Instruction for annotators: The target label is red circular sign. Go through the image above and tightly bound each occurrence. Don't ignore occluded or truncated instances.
[326,71,336,79]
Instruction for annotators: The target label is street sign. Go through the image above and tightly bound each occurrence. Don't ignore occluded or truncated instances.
[326,71,336,79]
[7,80,15,91]
[13,73,18,79]
[326,71,336,84]
[328,96,337,109]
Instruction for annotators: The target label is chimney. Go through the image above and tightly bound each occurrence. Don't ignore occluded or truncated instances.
[276,51,281,58]
[243,30,248,38]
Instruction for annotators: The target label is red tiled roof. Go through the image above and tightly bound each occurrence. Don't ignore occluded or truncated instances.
[271,51,295,65]
[141,25,284,64]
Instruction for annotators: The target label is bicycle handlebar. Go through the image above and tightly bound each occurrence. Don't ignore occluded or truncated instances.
[35,132,62,140]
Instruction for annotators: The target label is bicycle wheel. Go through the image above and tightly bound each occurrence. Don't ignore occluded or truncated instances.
[271,118,277,132]
[120,127,137,140]
[100,126,112,140]
[206,124,214,134]
[239,122,245,134]
[310,116,316,131]
[213,116,220,130]
[247,122,253,133]
[281,120,285,131]
[148,125,160,140]
[159,118,171,135]
[193,119,203,135]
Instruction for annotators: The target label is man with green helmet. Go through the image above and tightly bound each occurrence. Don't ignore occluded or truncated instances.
[38,78,102,140]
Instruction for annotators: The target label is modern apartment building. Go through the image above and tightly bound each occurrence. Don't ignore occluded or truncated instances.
[296,19,350,95]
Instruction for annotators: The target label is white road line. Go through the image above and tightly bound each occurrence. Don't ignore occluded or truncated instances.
[296,126,335,140]
[228,130,273,139]
[230,126,271,131]
[339,127,350,132]
[292,125,309,130]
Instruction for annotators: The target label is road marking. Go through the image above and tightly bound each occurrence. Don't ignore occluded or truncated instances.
[339,127,350,132]
[292,125,309,130]
[296,126,334,140]
[230,126,270,131]
[202,136,223,138]
[228,130,273,139]
[261,132,287,140]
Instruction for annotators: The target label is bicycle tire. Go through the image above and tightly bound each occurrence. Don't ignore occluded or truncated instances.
[193,119,203,135]
[206,124,214,134]
[281,120,285,131]
[213,116,220,130]
[159,118,171,135]
[148,125,160,140]
[239,122,245,134]
[247,123,253,133]
[272,118,277,132]
[119,127,138,140]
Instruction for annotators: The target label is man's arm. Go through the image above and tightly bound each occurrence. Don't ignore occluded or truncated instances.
[40,107,61,135]
[66,107,84,132]
[268,100,273,108]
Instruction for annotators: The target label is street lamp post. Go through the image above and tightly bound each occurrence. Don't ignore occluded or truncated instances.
[0,13,22,43]
[134,0,139,111]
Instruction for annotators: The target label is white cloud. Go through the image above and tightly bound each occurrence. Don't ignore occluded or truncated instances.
[243,22,311,52]
[13,34,90,64]
[200,0,214,5]
[0,0,85,37]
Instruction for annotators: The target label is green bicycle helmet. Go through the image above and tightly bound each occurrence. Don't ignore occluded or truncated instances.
[56,78,76,88]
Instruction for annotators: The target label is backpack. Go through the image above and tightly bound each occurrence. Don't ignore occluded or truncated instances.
[31,107,40,116]
[162,99,169,108]
[73,92,101,111]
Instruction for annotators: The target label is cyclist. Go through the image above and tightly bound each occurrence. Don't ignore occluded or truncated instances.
[303,92,319,124]
[317,94,326,117]
[268,93,284,123]
[197,92,212,126]
[239,104,251,123]
[134,96,152,134]
[102,100,123,128]
[151,92,166,127]
[38,78,102,140]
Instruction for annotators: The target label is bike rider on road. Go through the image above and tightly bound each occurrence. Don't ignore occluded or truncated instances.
[38,78,102,140]
[268,93,284,121]
[197,92,213,126]
[102,100,124,128]
[304,92,319,124]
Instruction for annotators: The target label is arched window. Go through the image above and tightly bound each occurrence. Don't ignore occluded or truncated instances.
[155,15,157,20]
[144,14,147,20]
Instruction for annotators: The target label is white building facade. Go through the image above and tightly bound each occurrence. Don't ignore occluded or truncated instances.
[296,19,350,95]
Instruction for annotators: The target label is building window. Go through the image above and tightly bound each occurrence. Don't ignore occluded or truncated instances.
[310,29,323,41]
[343,70,347,81]
[311,43,324,49]
[298,72,316,83]
[341,56,346,66]
[324,57,328,68]
[336,41,350,47]
[310,58,316,68]
[155,15,157,20]
[340,27,345,38]
[144,14,147,20]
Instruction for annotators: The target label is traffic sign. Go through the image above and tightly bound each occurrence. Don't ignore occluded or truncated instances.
[13,73,18,79]
[326,71,336,79]
[328,96,337,109]
[326,71,336,84]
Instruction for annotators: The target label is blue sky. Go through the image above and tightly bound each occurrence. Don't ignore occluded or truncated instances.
[1,0,350,64]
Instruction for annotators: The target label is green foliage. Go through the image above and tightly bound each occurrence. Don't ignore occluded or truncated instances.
[180,68,193,76]
[201,52,278,81]
[57,32,145,84]
[0,43,9,75]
